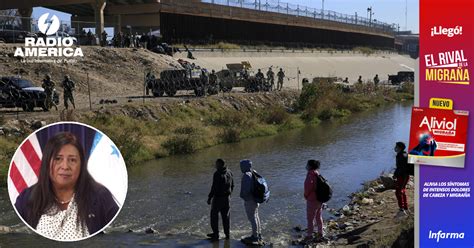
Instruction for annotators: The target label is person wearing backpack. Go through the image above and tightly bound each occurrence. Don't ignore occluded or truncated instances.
[303,160,325,242]
[207,159,234,240]
[239,159,262,243]
[394,142,411,218]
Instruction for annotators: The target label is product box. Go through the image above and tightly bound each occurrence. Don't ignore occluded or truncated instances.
[408,107,469,167]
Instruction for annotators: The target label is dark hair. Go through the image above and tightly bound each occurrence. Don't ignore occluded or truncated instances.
[307,160,321,170]
[27,132,99,228]
[216,158,225,168]
[396,142,406,151]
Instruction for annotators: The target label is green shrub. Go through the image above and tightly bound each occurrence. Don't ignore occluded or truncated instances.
[398,82,415,95]
[220,127,241,143]
[210,110,253,128]
[174,126,200,135]
[84,114,153,166]
[279,115,305,131]
[163,134,197,155]
[108,127,152,166]
[318,109,333,120]
[263,106,290,125]
[240,124,278,139]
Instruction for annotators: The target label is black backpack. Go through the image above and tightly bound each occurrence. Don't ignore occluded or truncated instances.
[251,170,270,203]
[316,174,333,203]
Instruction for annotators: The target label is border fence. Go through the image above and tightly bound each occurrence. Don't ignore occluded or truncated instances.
[201,0,396,34]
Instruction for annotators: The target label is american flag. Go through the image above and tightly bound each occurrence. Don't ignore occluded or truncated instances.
[7,134,43,204]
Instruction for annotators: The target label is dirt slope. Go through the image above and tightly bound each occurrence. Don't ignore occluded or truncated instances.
[0,44,182,105]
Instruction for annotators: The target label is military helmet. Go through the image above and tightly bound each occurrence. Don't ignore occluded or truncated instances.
[64,75,70,80]
[45,74,51,79]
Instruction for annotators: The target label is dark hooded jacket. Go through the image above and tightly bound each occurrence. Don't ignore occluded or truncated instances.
[394,151,410,177]
[208,166,234,198]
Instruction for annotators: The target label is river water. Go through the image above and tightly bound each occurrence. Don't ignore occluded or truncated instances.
[0,102,412,247]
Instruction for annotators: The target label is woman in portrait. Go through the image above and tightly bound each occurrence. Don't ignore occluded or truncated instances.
[14,132,119,240]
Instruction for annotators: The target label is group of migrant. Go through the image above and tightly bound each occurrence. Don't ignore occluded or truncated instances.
[206,159,332,246]
[207,142,414,246]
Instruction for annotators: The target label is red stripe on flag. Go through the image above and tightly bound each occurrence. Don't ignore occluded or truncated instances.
[10,162,28,194]
[20,139,42,177]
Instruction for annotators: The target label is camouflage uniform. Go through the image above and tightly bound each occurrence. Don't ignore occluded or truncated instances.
[277,69,285,91]
[209,70,218,85]
[42,75,57,111]
[255,69,265,91]
[62,76,76,109]
[373,74,380,86]
[266,68,275,91]
[145,72,156,95]
[208,70,219,95]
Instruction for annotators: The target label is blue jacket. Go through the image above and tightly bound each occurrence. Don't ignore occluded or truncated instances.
[15,184,119,235]
[240,161,255,201]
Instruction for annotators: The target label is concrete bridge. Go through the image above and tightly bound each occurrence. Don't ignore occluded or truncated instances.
[0,0,396,48]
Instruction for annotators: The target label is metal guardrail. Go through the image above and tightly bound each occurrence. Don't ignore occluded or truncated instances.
[202,0,396,34]
[182,47,397,54]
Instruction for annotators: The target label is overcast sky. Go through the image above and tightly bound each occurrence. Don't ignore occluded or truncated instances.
[32,0,418,33]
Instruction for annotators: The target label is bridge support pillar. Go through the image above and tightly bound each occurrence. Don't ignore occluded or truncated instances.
[92,0,106,36]
[115,14,122,33]
[18,7,33,32]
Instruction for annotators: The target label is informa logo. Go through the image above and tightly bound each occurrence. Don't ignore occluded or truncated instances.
[424,50,470,85]
[37,13,60,35]
[428,230,465,243]
[14,13,83,63]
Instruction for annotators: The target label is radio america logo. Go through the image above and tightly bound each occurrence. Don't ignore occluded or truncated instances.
[38,13,60,35]
[14,13,84,61]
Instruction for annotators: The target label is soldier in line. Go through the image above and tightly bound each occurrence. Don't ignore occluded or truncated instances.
[277,68,285,91]
[42,74,58,111]
[373,74,380,86]
[145,72,156,95]
[208,70,219,95]
[101,31,108,47]
[62,75,76,110]
[140,33,149,49]
[209,70,218,86]
[266,67,275,91]
[342,77,349,83]
[357,75,363,84]
[86,30,94,45]
[242,68,249,80]
[200,70,209,84]
[134,32,140,48]
[255,69,265,90]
